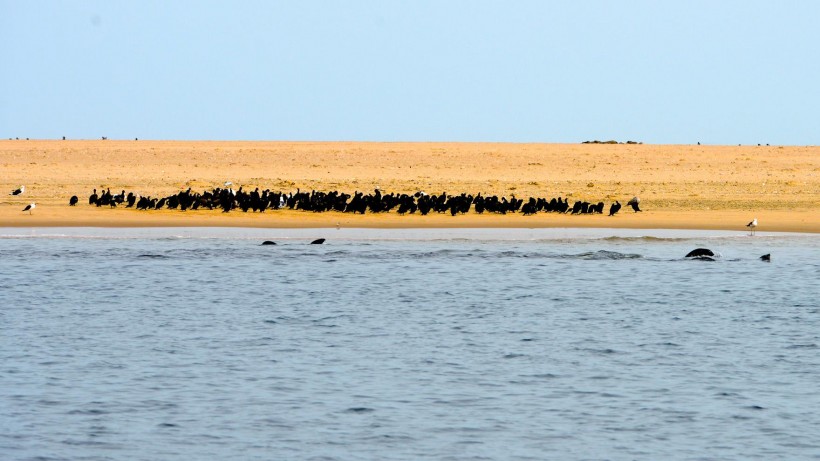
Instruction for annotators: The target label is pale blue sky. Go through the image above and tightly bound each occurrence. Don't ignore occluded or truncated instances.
[2,1,818,144]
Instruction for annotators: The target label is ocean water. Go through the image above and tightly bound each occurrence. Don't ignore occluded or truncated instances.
[1,227,819,461]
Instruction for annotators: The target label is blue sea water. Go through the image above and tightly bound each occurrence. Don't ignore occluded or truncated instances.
[1,227,819,461]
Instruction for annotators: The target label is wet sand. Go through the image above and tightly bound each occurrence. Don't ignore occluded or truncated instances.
[1,140,818,232]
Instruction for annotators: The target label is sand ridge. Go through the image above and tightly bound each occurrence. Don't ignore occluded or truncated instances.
[1,140,818,232]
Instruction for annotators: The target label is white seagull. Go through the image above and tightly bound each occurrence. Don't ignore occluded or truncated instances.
[10,185,25,195]
[22,203,35,215]
[746,217,758,236]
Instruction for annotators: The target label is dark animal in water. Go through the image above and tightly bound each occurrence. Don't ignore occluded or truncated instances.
[69,195,79,206]
[686,248,714,258]
[310,238,325,245]
[685,248,716,261]
[760,253,771,262]
[261,241,277,246]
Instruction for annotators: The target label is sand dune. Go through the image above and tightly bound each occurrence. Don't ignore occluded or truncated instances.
[1,140,818,232]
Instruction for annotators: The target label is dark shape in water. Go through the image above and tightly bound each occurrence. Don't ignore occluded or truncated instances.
[261,241,277,246]
[345,407,374,413]
[685,248,716,261]
[686,248,714,258]
[760,253,771,262]
[311,238,326,245]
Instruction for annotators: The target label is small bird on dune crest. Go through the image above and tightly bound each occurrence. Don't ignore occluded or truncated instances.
[10,185,25,196]
[22,203,35,215]
[746,217,758,236]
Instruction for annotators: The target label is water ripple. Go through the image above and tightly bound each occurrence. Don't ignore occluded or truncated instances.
[1,234,818,460]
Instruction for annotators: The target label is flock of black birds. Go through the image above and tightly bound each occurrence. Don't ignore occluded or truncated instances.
[75,185,643,217]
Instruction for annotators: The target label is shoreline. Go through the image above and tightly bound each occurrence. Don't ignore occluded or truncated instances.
[3,226,814,241]
[0,207,817,233]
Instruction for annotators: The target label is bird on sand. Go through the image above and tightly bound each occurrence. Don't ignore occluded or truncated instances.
[608,201,621,216]
[22,203,35,214]
[627,196,641,212]
[10,185,25,195]
[746,218,758,236]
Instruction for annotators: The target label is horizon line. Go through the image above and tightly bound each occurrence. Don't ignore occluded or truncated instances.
[1,137,812,147]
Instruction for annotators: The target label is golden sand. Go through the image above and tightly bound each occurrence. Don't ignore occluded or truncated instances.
[1,140,818,232]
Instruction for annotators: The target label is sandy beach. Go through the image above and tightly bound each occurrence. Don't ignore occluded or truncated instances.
[1,140,818,232]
